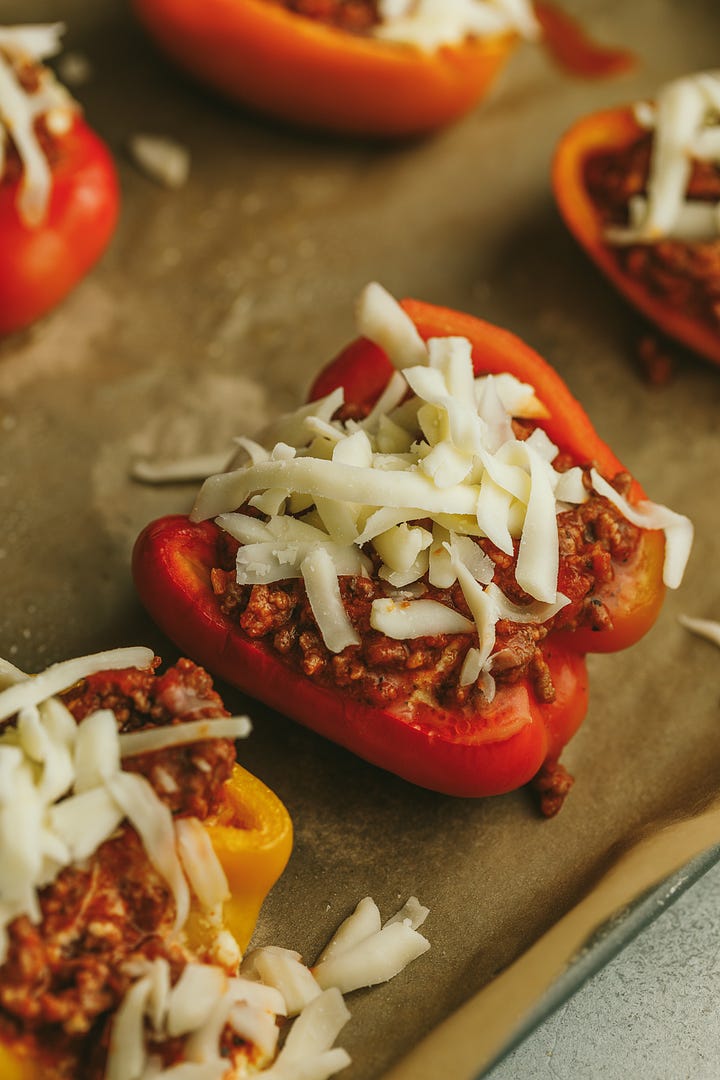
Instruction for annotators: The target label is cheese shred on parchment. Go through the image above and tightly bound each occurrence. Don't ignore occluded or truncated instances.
[0,23,77,226]
[188,283,692,693]
[105,895,430,1079]
[678,614,720,649]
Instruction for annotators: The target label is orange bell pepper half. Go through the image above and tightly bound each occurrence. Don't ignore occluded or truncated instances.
[131,0,518,137]
[132,0,636,138]
[553,106,720,368]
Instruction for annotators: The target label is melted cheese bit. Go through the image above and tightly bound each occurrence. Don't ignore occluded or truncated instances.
[190,286,691,682]
[0,23,77,226]
[608,71,720,244]
[371,597,475,638]
[0,650,250,965]
[374,0,539,50]
[261,989,351,1080]
[175,816,231,911]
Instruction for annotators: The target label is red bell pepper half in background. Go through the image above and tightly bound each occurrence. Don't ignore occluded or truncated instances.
[0,26,119,335]
[133,291,689,810]
[553,72,720,369]
[131,0,633,139]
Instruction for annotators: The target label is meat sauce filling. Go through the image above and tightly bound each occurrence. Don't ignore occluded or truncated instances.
[584,133,720,333]
[268,0,380,33]
[210,423,641,711]
[0,660,238,1079]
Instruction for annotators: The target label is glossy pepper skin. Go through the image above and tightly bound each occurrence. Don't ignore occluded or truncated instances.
[131,0,517,138]
[0,115,119,335]
[133,300,667,798]
[552,106,720,368]
[187,761,293,954]
[0,762,292,1080]
[135,511,590,798]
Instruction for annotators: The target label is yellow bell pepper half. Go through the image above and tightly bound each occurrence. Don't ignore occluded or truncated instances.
[187,761,294,954]
[0,763,293,1077]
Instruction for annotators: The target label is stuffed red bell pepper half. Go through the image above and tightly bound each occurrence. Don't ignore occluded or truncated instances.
[133,285,693,811]
[0,24,119,334]
[554,70,720,367]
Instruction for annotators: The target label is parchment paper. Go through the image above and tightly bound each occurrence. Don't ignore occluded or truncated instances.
[2,2,720,1078]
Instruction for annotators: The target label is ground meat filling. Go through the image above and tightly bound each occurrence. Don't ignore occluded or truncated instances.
[61,658,236,817]
[0,661,238,1079]
[269,0,380,33]
[210,465,642,710]
[0,831,187,1080]
[584,133,720,332]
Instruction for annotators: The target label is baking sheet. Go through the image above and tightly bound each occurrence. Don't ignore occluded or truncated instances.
[2,1,720,1078]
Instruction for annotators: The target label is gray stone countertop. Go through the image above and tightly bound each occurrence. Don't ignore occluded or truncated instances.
[487,858,720,1079]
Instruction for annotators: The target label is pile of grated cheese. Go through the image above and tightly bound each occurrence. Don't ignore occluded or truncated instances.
[106,894,430,1080]
[0,23,77,227]
[607,71,720,245]
[191,283,693,702]
[0,647,251,971]
[372,0,539,51]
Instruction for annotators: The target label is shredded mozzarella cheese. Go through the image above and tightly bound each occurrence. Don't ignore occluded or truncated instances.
[607,71,720,245]
[0,23,77,226]
[187,285,692,695]
[128,132,191,190]
[373,0,539,51]
[589,469,693,589]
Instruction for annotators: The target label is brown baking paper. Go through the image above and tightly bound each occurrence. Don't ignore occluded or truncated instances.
[1,2,720,1079]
